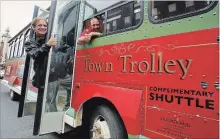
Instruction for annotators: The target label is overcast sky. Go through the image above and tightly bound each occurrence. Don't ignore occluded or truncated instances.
[0,1,51,38]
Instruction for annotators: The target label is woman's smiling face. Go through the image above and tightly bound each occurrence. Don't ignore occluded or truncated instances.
[35,19,47,38]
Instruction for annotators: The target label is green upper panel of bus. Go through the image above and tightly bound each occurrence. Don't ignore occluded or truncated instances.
[77,1,219,49]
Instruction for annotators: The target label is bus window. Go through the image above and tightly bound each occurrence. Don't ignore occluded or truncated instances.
[83,0,118,21]
[23,29,30,56]
[62,7,78,46]
[17,34,24,57]
[84,3,96,20]
[13,38,19,57]
[10,41,15,59]
[81,1,123,39]
[82,1,142,35]
[86,0,122,13]
[7,43,12,59]
[134,1,141,25]
[106,1,141,34]
[81,13,105,35]
[150,1,214,22]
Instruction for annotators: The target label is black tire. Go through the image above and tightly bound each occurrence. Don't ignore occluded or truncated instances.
[10,89,19,101]
[89,105,128,139]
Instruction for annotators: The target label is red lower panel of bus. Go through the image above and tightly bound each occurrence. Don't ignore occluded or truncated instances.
[4,59,38,93]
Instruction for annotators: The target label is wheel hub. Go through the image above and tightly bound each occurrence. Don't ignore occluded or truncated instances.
[91,116,111,139]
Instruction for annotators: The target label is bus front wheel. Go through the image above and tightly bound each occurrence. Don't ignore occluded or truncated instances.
[89,105,128,139]
[10,90,19,101]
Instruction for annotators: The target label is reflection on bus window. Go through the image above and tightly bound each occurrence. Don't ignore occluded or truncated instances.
[151,1,213,21]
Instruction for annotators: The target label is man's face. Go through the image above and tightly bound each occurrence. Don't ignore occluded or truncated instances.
[35,20,47,38]
[91,19,100,32]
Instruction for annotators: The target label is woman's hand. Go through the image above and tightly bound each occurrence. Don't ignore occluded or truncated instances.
[47,35,57,46]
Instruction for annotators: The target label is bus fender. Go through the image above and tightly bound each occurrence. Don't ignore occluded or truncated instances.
[73,83,143,135]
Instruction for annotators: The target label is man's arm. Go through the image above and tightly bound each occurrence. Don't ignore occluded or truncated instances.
[77,34,92,45]
[77,32,102,45]
[89,32,102,36]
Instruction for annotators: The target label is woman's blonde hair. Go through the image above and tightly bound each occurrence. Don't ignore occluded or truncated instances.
[31,17,48,28]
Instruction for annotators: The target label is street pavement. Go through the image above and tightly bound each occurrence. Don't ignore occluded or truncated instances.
[0,82,80,138]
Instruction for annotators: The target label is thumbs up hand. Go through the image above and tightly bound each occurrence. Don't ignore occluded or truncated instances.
[47,34,57,46]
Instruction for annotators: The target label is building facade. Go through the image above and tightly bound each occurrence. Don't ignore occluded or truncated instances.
[1,28,11,64]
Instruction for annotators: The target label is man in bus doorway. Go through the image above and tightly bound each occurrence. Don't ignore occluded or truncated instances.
[45,37,74,112]
[77,17,102,45]
[57,44,74,111]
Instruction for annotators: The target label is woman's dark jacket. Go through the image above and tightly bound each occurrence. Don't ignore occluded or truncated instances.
[24,37,51,88]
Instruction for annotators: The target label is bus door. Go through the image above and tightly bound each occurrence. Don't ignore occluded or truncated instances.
[30,1,83,135]
[18,6,49,117]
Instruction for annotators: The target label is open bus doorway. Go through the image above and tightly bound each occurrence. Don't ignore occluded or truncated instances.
[17,1,84,135]
[30,1,80,135]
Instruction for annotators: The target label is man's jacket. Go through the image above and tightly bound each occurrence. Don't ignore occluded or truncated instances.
[53,44,74,79]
